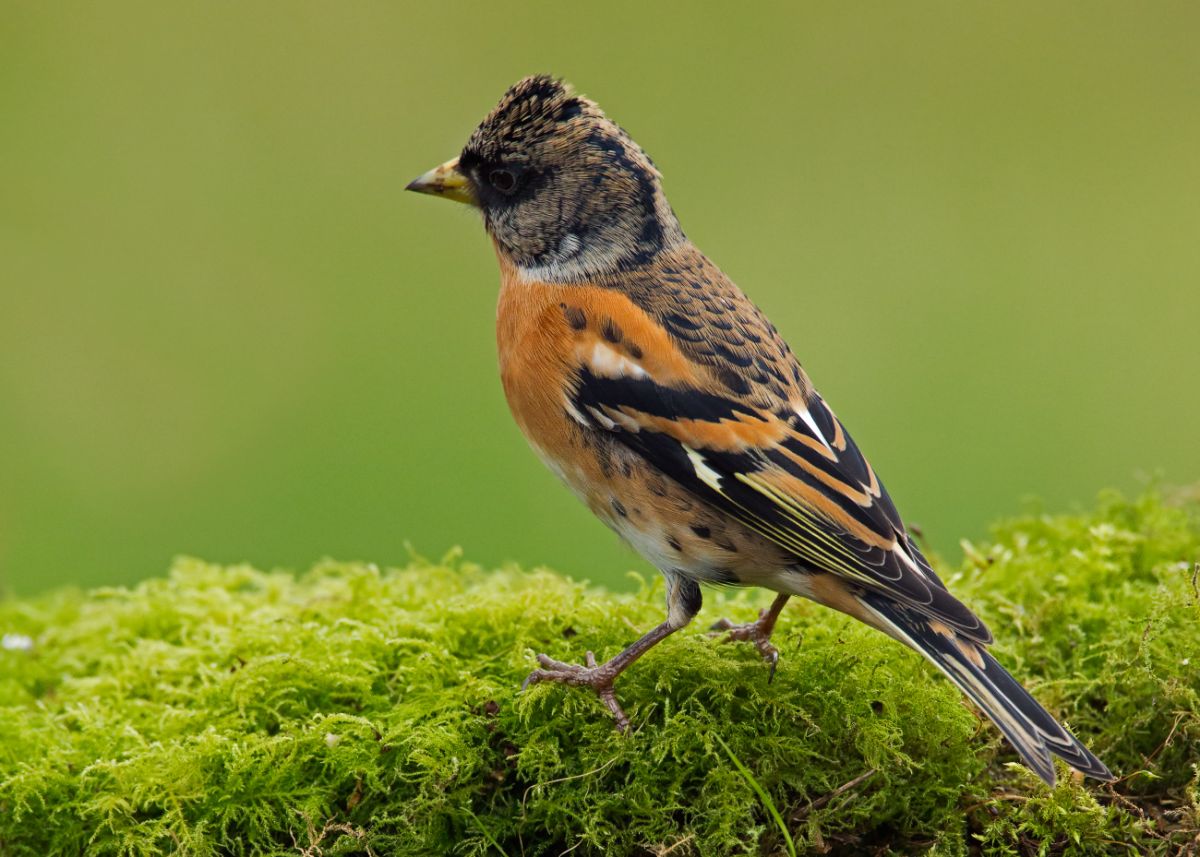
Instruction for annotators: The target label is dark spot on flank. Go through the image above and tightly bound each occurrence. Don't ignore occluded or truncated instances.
[562,305,587,330]
[715,537,738,553]
[626,342,643,360]
[601,318,623,343]
[667,536,682,552]
[647,476,668,496]
[611,498,627,518]
[690,524,711,539]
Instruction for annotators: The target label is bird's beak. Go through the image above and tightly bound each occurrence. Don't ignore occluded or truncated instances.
[405,157,477,206]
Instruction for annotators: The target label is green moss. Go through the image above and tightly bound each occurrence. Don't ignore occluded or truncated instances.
[1,490,1198,855]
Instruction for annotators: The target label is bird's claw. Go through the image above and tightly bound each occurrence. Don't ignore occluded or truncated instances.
[522,650,631,731]
[709,613,782,682]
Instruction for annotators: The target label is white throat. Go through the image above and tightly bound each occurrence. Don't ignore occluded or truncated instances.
[515,231,627,283]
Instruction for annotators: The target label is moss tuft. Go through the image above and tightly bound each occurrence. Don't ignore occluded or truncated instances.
[2,491,1198,854]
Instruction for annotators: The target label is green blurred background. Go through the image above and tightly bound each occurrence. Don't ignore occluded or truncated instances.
[1,2,1197,595]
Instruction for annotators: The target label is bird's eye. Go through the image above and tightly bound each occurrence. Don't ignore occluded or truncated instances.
[489,168,518,194]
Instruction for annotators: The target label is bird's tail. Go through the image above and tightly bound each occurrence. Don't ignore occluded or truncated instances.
[856,593,1113,785]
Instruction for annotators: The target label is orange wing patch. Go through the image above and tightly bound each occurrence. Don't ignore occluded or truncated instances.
[558,289,702,387]
[601,406,791,452]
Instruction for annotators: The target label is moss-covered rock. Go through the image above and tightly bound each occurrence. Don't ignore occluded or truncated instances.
[1,491,1197,855]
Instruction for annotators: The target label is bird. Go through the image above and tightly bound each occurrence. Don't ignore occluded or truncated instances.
[406,75,1113,785]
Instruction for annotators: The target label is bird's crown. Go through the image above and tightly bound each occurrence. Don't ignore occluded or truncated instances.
[463,75,596,161]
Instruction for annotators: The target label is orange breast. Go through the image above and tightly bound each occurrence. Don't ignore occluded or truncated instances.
[495,255,696,463]
[495,265,576,465]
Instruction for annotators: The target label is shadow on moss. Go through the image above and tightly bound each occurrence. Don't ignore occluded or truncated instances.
[1,490,1198,855]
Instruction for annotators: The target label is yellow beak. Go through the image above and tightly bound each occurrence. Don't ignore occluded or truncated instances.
[405,157,477,206]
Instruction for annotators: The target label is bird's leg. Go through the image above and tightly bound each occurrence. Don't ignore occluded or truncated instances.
[710,592,791,681]
[522,622,677,731]
[522,575,701,732]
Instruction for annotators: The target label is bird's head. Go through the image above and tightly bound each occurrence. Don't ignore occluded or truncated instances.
[407,75,684,282]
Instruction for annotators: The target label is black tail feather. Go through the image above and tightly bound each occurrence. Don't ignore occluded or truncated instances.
[858,594,1113,785]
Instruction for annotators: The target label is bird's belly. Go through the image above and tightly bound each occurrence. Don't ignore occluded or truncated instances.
[525,429,796,588]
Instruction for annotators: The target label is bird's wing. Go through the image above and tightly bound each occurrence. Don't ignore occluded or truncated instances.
[572,261,992,643]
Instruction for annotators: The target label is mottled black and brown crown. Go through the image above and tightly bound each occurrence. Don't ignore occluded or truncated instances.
[463,76,594,160]
[456,75,684,281]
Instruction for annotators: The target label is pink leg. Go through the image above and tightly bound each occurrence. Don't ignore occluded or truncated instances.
[710,592,791,681]
[522,620,680,731]
[523,574,701,731]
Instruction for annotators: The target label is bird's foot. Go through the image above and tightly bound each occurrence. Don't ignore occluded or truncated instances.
[710,611,781,681]
[522,650,630,731]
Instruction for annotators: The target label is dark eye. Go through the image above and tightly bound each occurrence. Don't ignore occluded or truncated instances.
[489,168,517,194]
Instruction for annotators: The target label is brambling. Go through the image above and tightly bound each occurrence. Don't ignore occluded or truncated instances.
[408,76,1112,785]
